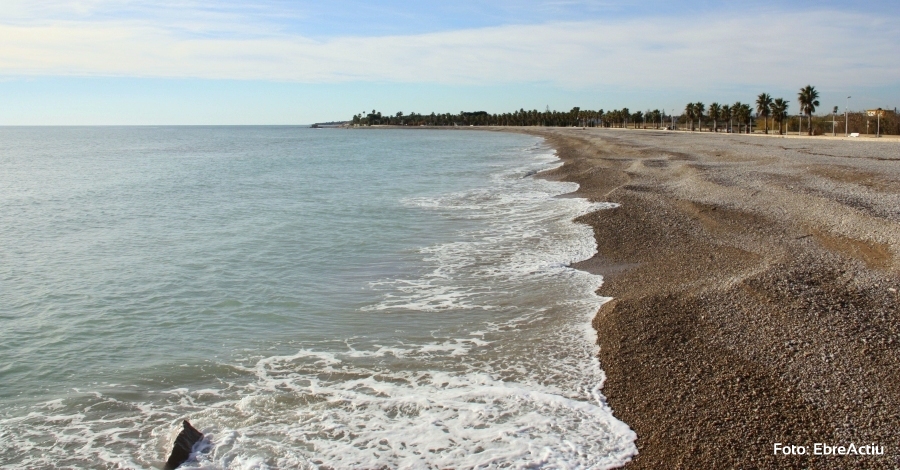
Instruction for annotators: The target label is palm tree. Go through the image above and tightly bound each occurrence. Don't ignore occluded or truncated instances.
[770,98,789,135]
[732,102,743,132]
[633,111,644,128]
[684,103,696,130]
[756,93,773,134]
[693,102,705,131]
[708,102,721,132]
[570,107,581,126]
[721,104,732,132]
[742,104,753,133]
[797,85,820,136]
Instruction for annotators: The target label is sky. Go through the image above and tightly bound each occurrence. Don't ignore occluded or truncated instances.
[1,0,898,124]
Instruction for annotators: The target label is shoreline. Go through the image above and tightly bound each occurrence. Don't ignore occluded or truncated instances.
[514,127,899,468]
[346,124,900,142]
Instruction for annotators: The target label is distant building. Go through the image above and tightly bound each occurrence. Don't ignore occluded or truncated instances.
[866,108,895,117]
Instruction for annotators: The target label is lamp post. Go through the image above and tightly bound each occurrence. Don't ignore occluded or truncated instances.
[845,96,850,136]
[877,109,881,137]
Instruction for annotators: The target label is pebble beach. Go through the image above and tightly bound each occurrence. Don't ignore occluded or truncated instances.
[518,128,900,468]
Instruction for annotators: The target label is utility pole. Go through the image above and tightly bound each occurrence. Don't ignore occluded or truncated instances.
[845,96,850,136]
[877,109,881,137]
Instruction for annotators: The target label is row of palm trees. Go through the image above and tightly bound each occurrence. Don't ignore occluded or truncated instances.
[602,109,672,129]
[684,102,754,133]
[349,85,824,134]
[351,108,606,127]
[683,96,787,134]
[351,107,676,128]
[686,85,820,135]
[753,94,791,135]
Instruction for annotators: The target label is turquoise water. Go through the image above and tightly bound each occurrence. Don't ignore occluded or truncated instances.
[0,127,635,469]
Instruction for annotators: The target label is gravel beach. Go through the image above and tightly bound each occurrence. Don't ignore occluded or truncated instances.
[517,128,900,469]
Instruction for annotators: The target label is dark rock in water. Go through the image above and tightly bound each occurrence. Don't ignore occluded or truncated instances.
[163,420,204,470]
[524,170,538,178]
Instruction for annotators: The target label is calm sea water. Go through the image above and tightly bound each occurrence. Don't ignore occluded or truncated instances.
[0,127,635,469]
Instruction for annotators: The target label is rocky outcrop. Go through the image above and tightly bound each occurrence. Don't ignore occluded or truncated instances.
[163,420,204,470]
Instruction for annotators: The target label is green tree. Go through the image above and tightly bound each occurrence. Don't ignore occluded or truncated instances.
[708,102,721,132]
[797,85,820,136]
[770,98,789,135]
[721,104,732,132]
[632,111,644,128]
[684,102,696,131]
[570,107,581,126]
[756,93,773,134]
[692,102,705,131]
[732,102,744,132]
[740,103,753,134]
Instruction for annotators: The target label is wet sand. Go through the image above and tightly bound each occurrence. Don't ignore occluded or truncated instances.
[515,128,900,468]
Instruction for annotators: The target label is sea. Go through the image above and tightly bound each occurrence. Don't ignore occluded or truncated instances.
[0,127,636,469]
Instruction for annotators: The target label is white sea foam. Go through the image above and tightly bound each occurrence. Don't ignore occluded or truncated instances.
[0,140,635,469]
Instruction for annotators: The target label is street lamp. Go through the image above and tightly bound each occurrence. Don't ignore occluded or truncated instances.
[877,108,882,138]
[845,96,851,136]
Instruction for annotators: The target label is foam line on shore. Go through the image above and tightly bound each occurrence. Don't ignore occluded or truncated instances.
[0,136,636,469]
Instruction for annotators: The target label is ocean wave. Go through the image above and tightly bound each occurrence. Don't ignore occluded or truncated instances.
[0,137,635,469]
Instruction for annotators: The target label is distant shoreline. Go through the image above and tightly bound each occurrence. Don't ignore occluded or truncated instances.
[346,123,900,142]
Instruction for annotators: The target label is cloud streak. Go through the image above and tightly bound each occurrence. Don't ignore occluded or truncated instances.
[1,9,898,90]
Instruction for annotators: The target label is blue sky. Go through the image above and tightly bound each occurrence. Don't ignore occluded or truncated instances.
[2,0,898,124]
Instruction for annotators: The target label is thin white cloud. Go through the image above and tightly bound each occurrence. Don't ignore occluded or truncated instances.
[1,9,898,89]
